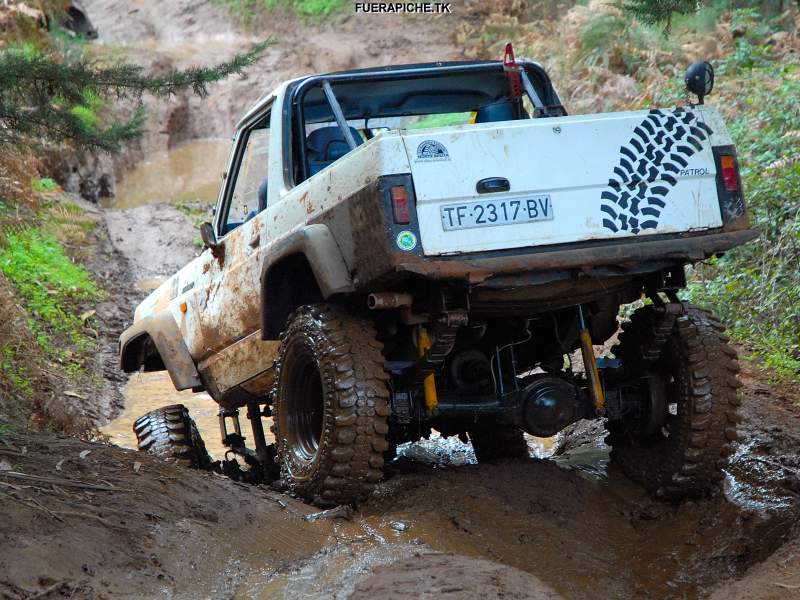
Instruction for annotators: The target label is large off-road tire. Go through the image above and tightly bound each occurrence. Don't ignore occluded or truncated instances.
[133,404,212,469]
[468,425,529,462]
[607,304,742,499]
[271,304,390,506]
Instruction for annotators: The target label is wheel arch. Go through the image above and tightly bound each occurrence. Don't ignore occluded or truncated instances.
[260,224,354,340]
[119,312,203,391]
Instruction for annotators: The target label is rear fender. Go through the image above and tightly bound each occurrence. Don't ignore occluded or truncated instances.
[260,224,353,339]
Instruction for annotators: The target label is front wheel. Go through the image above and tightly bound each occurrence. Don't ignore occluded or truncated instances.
[133,404,212,469]
[272,304,391,506]
[607,304,742,500]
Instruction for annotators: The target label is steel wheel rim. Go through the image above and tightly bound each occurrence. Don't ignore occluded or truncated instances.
[285,351,324,464]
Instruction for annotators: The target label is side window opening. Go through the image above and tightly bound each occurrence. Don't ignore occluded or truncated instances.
[221,117,270,236]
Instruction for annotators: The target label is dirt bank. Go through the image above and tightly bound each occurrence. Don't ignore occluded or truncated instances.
[78,0,466,193]
[2,362,799,599]
[104,204,199,280]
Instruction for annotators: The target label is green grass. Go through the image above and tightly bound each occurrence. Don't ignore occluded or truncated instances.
[0,229,100,367]
[0,347,32,398]
[680,18,800,382]
[31,177,58,192]
[175,199,212,249]
[410,112,473,130]
[215,0,346,21]
[175,199,212,227]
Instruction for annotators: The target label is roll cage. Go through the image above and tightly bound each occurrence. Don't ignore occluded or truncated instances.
[280,60,566,187]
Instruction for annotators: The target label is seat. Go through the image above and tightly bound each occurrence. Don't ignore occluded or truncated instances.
[475,100,527,123]
[306,126,363,176]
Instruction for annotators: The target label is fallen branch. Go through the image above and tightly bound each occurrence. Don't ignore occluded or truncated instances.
[29,497,65,524]
[0,472,131,492]
[25,580,67,600]
[0,480,25,491]
[304,504,353,522]
[0,449,25,457]
[750,456,800,476]
[773,582,800,590]
[51,509,121,529]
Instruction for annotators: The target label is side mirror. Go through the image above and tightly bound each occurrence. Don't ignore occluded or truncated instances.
[200,222,225,261]
[199,222,217,248]
[685,61,714,105]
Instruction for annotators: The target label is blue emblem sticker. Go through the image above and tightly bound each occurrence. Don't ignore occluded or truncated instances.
[416,140,450,162]
[396,230,417,251]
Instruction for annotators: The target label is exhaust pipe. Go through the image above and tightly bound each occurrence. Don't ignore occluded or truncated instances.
[367,293,413,310]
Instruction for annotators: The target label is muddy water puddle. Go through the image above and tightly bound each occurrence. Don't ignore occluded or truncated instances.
[103,138,230,209]
[221,434,796,600]
[100,370,267,459]
[235,448,799,600]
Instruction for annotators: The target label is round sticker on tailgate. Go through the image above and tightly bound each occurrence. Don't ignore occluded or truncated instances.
[396,230,417,251]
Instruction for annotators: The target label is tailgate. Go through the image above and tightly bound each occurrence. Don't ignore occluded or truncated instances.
[401,108,724,256]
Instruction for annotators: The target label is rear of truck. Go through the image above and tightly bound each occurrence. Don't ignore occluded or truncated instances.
[400,105,749,259]
[284,60,754,504]
[330,104,756,322]
[286,60,754,297]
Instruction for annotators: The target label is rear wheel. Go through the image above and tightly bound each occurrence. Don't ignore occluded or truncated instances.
[272,304,390,506]
[468,424,529,462]
[607,304,742,499]
[133,404,211,469]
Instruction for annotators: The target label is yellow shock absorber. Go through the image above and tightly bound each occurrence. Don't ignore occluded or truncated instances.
[417,327,438,413]
[578,306,605,412]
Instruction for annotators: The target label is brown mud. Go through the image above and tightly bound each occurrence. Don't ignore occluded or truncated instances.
[2,369,799,599]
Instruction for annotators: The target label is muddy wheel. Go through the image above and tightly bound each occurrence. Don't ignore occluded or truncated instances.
[607,304,742,499]
[468,424,528,462]
[272,304,390,506]
[133,404,211,469]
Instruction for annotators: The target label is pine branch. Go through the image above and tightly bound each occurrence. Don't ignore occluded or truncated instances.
[0,40,271,151]
[615,0,699,31]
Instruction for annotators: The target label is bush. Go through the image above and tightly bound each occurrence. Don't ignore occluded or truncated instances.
[686,33,800,381]
[31,177,58,192]
[578,12,659,73]
[0,40,269,151]
[216,0,347,22]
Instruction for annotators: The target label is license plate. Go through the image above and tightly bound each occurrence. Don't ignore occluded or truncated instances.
[440,195,553,231]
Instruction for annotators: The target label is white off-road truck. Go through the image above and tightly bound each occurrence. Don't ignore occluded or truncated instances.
[120,51,755,505]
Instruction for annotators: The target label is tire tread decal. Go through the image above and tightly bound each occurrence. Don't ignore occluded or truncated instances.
[599,109,713,234]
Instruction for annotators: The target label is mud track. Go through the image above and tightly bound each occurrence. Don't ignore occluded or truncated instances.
[2,369,799,598]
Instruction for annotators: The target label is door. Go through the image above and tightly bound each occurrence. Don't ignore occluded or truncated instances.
[193,108,278,397]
